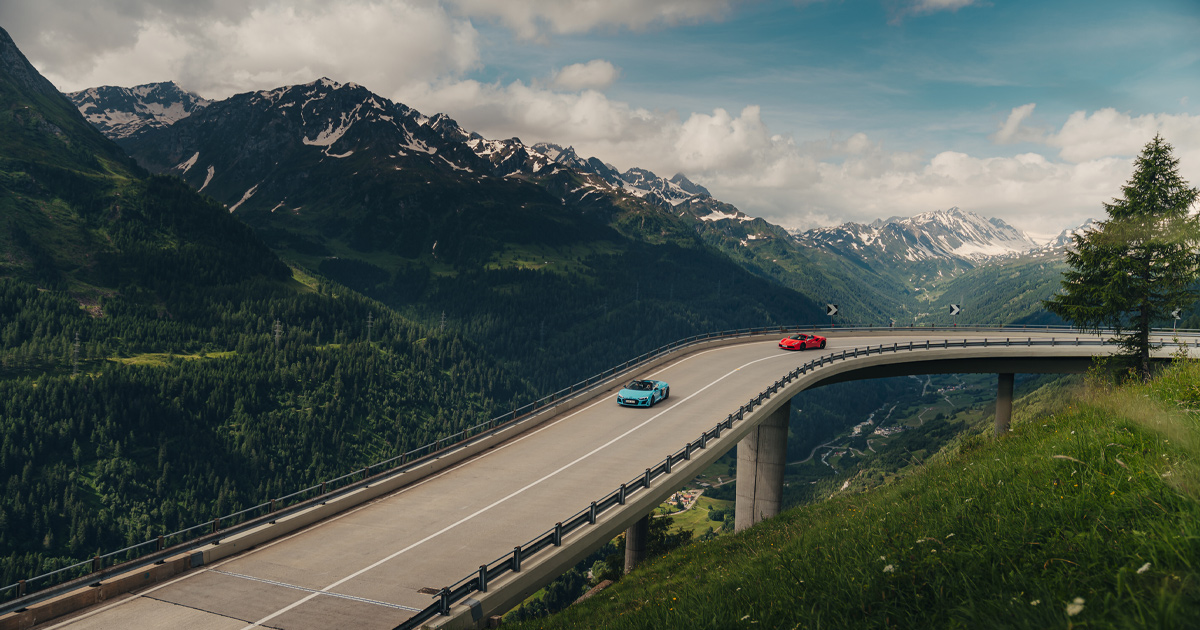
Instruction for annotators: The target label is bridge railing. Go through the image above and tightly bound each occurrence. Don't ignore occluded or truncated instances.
[2,325,1193,613]
[392,333,1200,629]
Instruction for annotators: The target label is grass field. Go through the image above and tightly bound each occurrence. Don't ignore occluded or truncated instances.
[508,359,1200,629]
[109,351,236,367]
[662,495,735,539]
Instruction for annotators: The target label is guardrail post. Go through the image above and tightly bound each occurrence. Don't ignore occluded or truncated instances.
[644,468,652,489]
[700,433,708,449]
[478,565,488,593]
[440,587,451,616]
[320,481,327,495]
[513,546,523,572]
[589,501,598,524]
[92,555,100,573]
[684,443,692,460]
[618,484,627,505]
[18,579,26,597]
[554,522,563,546]
[269,499,276,513]
[156,535,165,551]
[211,517,220,534]
[665,456,672,474]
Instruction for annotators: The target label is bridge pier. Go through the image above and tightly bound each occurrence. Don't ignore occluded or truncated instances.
[735,401,789,532]
[995,373,1014,435]
[624,515,649,574]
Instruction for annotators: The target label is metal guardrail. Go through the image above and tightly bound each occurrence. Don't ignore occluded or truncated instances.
[1,324,1193,614]
[392,332,1200,629]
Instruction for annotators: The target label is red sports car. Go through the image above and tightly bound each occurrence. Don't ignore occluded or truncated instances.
[779,333,826,351]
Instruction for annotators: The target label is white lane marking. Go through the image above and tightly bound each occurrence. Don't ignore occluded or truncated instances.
[208,570,422,612]
[45,393,624,627]
[47,342,770,628]
[240,350,791,629]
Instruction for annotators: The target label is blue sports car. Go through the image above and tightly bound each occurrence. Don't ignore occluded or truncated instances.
[617,379,670,408]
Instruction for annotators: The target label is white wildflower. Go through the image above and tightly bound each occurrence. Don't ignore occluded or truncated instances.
[1066,597,1085,616]
[1137,563,1151,574]
[883,564,895,573]
[1030,600,1040,606]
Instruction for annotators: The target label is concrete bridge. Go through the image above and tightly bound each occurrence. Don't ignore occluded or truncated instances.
[2,329,1186,630]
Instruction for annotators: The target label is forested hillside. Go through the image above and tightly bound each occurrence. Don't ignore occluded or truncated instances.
[0,26,530,592]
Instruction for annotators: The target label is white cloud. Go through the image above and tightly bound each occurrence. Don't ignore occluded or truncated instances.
[1046,108,1200,163]
[889,0,983,23]
[409,78,1199,238]
[551,60,620,91]
[8,1,480,99]
[991,103,1042,144]
[446,0,739,39]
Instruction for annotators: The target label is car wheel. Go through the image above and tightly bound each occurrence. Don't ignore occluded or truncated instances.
[798,343,806,351]
[664,387,670,400]
[820,340,826,349]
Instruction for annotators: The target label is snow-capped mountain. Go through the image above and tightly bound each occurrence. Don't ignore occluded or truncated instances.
[797,207,1040,265]
[1037,218,1096,252]
[67,77,740,228]
[67,81,210,141]
[418,113,721,213]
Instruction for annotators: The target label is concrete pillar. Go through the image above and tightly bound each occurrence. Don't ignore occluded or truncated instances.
[995,373,1014,435]
[735,401,789,531]
[624,515,649,574]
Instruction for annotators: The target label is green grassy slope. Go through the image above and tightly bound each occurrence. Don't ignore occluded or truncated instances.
[512,360,1200,629]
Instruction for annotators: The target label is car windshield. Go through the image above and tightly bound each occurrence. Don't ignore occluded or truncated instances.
[789,334,806,340]
[626,380,654,391]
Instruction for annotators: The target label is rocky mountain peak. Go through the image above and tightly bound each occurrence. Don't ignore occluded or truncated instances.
[67,80,211,141]
[0,26,62,99]
[798,207,1041,269]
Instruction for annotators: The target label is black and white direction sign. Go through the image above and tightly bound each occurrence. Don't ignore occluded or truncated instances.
[1173,309,1182,319]
[826,304,839,317]
[949,304,962,316]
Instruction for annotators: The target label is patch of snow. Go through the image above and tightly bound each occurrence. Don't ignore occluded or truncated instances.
[175,151,200,175]
[440,156,472,172]
[303,103,362,147]
[229,184,259,212]
[700,210,746,222]
[199,165,215,192]
[327,150,354,159]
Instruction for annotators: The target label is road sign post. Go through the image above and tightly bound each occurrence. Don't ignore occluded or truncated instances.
[949,304,961,327]
[1173,309,1181,332]
[826,304,838,328]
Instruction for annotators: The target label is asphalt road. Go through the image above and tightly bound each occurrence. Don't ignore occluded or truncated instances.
[36,331,1122,630]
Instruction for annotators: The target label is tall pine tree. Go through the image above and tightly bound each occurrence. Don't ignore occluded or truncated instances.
[1045,135,1200,378]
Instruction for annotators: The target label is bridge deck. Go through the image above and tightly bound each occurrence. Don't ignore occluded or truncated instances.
[28,332,1134,630]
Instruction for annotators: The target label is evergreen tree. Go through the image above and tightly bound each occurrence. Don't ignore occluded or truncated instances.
[1045,135,1200,378]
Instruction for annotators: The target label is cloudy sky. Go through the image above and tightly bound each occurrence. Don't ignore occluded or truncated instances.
[3,0,1198,239]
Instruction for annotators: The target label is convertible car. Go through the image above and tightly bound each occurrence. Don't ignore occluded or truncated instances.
[617,379,670,408]
[779,333,826,351]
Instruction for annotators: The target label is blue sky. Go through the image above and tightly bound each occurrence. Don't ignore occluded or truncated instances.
[4,0,1199,237]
